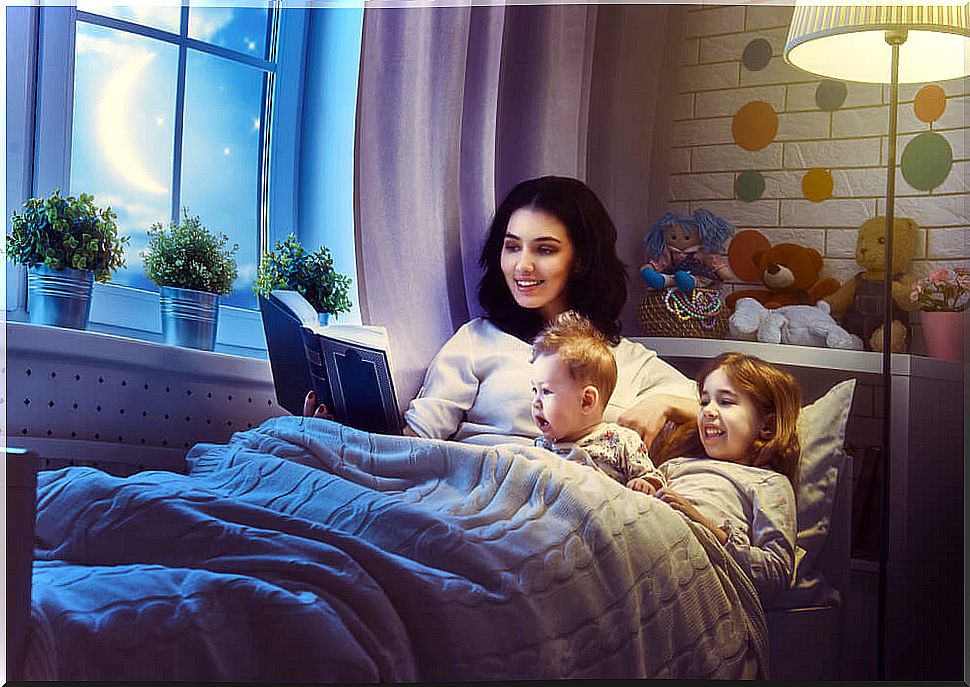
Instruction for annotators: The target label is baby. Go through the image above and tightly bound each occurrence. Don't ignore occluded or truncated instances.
[530,311,665,494]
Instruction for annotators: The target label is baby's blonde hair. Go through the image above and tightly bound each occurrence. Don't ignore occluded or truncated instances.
[531,311,617,406]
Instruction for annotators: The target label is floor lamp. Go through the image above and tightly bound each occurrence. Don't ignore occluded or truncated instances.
[783,2,969,680]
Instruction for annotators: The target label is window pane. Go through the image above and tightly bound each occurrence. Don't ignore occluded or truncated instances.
[180,49,264,310]
[70,22,177,294]
[75,3,181,34]
[188,3,271,59]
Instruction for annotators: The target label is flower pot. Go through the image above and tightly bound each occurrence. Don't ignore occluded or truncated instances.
[26,265,95,330]
[159,286,220,351]
[921,310,965,362]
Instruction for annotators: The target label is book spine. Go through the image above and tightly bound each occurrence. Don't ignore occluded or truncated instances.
[301,329,335,414]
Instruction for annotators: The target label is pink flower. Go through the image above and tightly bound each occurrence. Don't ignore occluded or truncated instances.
[929,268,951,284]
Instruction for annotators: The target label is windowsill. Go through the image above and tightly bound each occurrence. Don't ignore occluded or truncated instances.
[6,280,269,360]
[4,320,272,376]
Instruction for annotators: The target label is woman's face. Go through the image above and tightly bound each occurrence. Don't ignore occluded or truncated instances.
[500,208,577,323]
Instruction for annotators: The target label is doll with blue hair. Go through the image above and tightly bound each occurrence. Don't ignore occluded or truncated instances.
[639,209,736,293]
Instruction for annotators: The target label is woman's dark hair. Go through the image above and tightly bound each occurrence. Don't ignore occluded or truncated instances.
[477,176,628,343]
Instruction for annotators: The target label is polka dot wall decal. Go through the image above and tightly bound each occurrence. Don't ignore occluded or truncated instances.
[742,39,772,71]
[914,84,946,123]
[901,132,952,190]
[802,168,834,202]
[735,170,765,202]
[815,80,848,111]
[732,102,778,151]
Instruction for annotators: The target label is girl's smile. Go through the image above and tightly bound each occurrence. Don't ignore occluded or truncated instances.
[697,367,766,465]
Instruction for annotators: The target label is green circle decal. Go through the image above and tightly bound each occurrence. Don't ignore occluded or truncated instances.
[742,39,772,71]
[901,132,953,191]
[815,80,848,111]
[735,170,765,202]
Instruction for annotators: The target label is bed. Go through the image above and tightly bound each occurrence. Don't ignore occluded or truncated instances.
[4,323,856,681]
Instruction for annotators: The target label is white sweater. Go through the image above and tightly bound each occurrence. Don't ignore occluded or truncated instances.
[404,317,696,446]
[659,456,797,604]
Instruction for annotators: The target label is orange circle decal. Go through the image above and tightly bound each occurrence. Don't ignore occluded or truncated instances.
[731,101,778,151]
[914,84,946,123]
[802,168,834,202]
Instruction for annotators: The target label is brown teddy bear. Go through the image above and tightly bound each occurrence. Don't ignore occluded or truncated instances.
[725,230,840,309]
[824,216,919,353]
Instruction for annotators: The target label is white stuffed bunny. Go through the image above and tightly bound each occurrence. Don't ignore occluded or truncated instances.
[729,297,863,350]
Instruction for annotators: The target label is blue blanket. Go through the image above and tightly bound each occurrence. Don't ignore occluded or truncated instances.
[28,416,766,681]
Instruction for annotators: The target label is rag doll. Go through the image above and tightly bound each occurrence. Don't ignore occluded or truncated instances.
[639,209,735,293]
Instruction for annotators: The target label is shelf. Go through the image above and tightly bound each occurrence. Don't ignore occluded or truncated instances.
[631,336,966,381]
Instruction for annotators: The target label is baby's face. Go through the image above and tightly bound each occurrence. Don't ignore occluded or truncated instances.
[530,353,591,443]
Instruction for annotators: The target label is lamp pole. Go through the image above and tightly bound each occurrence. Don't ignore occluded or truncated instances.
[877,27,907,682]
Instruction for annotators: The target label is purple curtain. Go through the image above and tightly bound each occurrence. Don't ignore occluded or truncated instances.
[353,4,685,407]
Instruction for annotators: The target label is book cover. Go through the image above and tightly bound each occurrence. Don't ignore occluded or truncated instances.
[258,290,403,434]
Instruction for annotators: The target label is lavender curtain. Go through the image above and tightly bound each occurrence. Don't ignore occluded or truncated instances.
[353,3,684,408]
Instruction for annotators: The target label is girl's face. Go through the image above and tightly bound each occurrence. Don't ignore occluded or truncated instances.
[697,366,767,465]
[530,352,597,443]
[501,208,577,323]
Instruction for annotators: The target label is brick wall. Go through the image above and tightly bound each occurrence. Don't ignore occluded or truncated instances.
[668,4,969,289]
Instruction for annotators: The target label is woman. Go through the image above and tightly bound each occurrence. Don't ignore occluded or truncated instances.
[307,175,697,446]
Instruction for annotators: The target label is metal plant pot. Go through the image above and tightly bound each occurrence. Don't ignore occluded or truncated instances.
[26,265,95,330]
[159,286,220,351]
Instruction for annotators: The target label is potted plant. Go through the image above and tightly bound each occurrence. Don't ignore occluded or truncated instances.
[910,267,969,362]
[142,209,239,351]
[254,233,352,323]
[5,190,128,330]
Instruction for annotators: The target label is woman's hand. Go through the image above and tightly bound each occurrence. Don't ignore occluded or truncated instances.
[617,393,696,446]
[302,391,334,420]
[655,488,725,544]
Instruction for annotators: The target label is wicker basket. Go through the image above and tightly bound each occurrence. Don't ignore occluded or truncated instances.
[638,287,729,339]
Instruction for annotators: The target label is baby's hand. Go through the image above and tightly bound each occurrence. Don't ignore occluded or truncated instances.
[626,477,657,495]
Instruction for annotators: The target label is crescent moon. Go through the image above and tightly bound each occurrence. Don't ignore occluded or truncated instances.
[97,52,168,196]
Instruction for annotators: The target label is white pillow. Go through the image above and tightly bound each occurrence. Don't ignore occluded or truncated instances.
[774,378,856,608]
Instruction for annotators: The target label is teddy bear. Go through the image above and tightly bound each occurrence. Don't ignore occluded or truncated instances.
[725,229,840,310]
[729,297,863,349]
[824,216,919,353]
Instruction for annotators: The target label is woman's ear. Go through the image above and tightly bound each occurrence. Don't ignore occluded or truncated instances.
[580,385,600,415]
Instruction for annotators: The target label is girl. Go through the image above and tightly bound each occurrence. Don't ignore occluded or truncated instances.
[650,352,801,604]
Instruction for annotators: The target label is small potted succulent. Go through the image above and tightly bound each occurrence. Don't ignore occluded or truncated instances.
[5,190,128,330]
[142,209,238,351]
[254,233,352,323]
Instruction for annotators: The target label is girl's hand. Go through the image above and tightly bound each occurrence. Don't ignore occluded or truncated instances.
[302,391,335,420]
[626,477,657,495]
[655,489,720,534]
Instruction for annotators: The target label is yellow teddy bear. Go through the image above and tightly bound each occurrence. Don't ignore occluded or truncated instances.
[825,216,920,353]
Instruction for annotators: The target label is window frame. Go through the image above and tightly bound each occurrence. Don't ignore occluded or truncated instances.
[11,3,308,358]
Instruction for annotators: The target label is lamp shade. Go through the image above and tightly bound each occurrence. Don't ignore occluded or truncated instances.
[785,3,970,83]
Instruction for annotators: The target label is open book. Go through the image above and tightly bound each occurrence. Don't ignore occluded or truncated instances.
[258,290,402,435]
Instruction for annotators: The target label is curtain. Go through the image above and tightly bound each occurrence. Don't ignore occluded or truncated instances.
[353,3,684,408]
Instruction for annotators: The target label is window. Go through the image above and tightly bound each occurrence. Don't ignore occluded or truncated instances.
[70,2,275,309]
[14,3,309,355]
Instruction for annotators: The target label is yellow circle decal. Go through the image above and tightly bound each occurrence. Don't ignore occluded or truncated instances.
[802,168,833,202]
[914,84,946,124]
[732,101,778,152]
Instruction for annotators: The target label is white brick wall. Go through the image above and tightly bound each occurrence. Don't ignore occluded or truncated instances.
[667,4,970,290]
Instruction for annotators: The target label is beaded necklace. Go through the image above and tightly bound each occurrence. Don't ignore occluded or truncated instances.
[663,288,724,330]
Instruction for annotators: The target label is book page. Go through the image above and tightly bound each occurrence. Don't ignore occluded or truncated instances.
[321,324,389,351]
